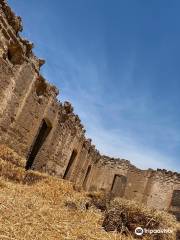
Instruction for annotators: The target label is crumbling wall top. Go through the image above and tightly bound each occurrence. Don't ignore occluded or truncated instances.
[0,0,22,34]
[156,168,180,180]
[99,155,131,168]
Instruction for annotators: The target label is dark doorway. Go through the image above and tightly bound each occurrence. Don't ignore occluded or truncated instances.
[176,230,180,240]
[171,190,180,208]
[111,174,127,197]
[25,119,52,170]
[170,190,180,222]
[63,150,77,180]
[83,165,91,188]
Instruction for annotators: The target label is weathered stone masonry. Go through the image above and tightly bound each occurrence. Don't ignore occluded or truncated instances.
[0,0,179,220]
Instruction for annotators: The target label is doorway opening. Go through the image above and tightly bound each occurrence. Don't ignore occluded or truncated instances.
[63,150,77,180]
[25,119,52,170]
[171,190,180,207]
[111,174,127,197]
[83,165,91,188]
[170,190,180,221]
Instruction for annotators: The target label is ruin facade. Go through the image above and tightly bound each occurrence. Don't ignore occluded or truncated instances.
[0,0,179,221]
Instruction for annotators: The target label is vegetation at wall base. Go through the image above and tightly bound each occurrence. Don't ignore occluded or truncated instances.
[0,145,179,240]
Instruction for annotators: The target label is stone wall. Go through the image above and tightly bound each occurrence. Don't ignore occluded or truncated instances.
[87,156,180,214]
[0,0,100,185]
[0,0,179,218]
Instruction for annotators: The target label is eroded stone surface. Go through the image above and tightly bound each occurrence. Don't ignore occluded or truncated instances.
[0,0,179,215]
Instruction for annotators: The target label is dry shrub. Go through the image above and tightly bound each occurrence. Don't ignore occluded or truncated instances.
[0,144,26,167]
[86,191,111,211]
[64,200,78,210]
[23,170,46,185]
[102,198,177,240]
[0,157,46,185]
[72,183,83,192]
[0,157,24,182]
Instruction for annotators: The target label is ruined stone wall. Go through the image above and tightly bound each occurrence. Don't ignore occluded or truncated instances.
[0,0,100,185]
[89,157,180,215]
[0,0,179,217]
[86,156,130,192]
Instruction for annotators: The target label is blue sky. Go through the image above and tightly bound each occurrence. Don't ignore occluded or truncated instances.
[8,0,180,171]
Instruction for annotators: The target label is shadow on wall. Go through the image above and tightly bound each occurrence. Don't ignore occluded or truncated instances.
[169,190,180,222]
[25,118,52,170]
[83,165,91,189]
[111,174,127,198]
[63,149,78,180]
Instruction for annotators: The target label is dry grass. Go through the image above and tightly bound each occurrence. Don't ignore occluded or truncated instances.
[0,145,178,240]
[0,145,26,168]
[0,168,127,240]
[102,198,178,240]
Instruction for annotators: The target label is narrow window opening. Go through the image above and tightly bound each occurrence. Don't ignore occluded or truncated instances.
[25,119,52,170]
[83,165,91,188]
[63,150,77,180]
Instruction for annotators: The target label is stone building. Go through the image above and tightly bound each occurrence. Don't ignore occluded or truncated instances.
[0,0,179,221]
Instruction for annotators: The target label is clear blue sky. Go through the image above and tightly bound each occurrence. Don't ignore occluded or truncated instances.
[8,0,180,171]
